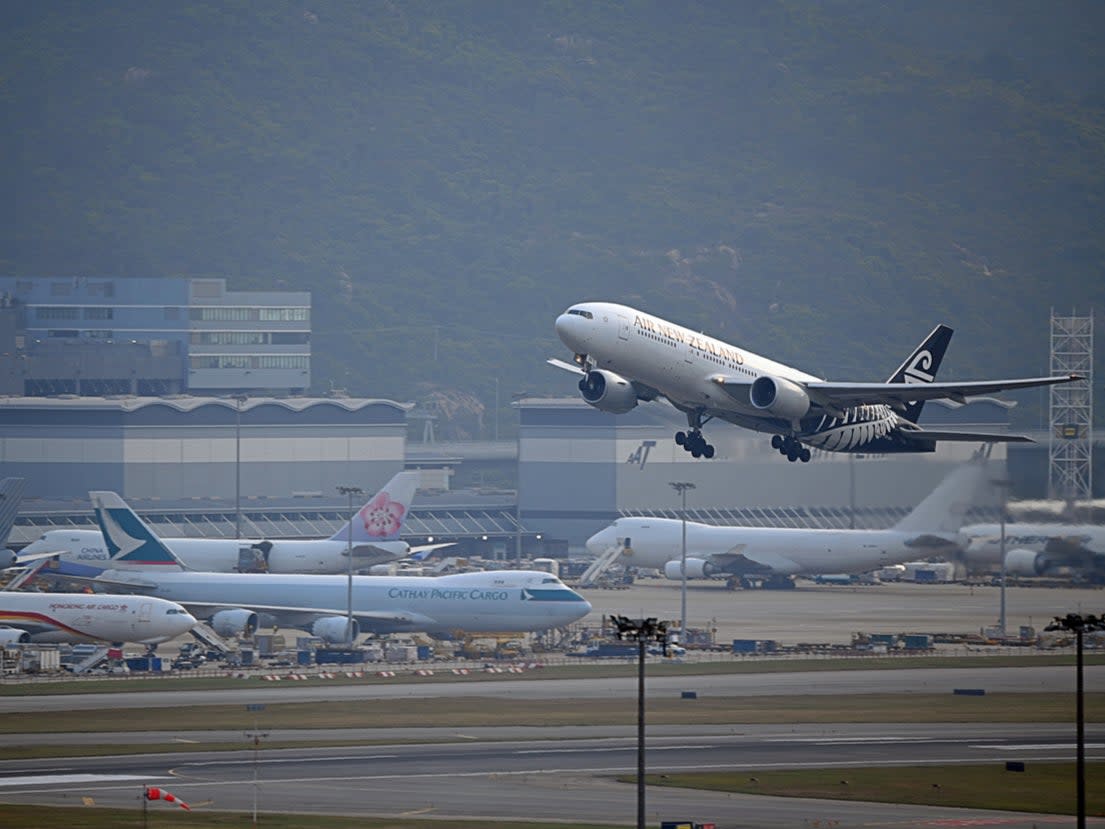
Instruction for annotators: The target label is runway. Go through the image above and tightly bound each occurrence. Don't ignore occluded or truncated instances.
[2,723,1102,827]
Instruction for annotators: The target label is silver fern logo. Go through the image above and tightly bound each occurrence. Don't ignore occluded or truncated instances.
[903,349,935,384]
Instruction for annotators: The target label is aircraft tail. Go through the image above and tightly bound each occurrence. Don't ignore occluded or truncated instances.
[0,477,26,549]
[89,491,187,570]
[891,449,992,535]
[885,324,953,423]
[329,470,420,543]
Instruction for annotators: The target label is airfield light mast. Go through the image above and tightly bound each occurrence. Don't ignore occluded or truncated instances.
[337,485,363,646]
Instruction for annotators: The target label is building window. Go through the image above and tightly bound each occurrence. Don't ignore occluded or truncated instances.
[36,307,80,320]
[83,307,114,320]
[49,281,72,297]
[164,307,180,320]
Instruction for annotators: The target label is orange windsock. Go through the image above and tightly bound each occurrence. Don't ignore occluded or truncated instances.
[145,786,191,810]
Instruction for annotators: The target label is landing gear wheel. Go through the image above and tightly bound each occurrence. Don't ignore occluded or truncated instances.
[799,447,811,463]
[703,444,715,459]
[786,447,799,462]
[771,435,783,450]
[675,431,686,446]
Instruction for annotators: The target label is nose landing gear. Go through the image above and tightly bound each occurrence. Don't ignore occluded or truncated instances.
[676,429,715,459]
[771,434,811,463]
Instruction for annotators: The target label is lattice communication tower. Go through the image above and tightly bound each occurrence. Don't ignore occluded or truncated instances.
[1048,309,1093,506]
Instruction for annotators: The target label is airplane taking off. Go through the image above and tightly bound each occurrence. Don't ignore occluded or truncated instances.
[0,592,195,645]
[585,451,992,588]
[17,471,441,574]
[83,491,591,643]
[550,302,1081,462]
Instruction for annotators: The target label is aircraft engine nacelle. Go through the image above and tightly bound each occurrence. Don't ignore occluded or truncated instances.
[664,557,717,580]
[0,627,30,644]
[0,548,15,568]
[1004,548,1047,577]
[311,616,360,644]
[210,608,259,638]
[578,369,638,414]
[749,375,811,421]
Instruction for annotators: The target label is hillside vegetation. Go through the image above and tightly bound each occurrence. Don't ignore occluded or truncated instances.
[2,1,1102,435]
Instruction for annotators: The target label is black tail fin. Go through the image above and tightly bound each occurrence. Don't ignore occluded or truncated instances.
[885,324,953,423]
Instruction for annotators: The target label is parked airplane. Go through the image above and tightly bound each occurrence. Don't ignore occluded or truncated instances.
[0,478,26,568]
[84,491,591,643]
[958,522,1105,581]
[585,451,993,588]
[0,592,196,645]
[550,301,1080,462]
[16,471,439,575]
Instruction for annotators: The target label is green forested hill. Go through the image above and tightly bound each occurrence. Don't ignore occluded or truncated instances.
[2,1,1102,436]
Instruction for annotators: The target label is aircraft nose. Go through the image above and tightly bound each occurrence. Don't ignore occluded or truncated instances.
[586,525,617,554]
[555,311,588,351]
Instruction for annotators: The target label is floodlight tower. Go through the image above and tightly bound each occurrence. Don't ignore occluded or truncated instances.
[1048,310,1093,514]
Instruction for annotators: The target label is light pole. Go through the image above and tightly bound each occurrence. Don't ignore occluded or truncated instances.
[1045,613,1105,829]
[992,478,1013,636]
[232,394,248,539]
[669,482,695,640]
[245,702,266,826]
[609,615,672,829]
[336,485,362,646]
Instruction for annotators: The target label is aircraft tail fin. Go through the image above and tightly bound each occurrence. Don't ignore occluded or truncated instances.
[89,491,187,570]
[329,470,421,543]
[0,477,26,549]
[885,324,953,423]
[891,448,992,535]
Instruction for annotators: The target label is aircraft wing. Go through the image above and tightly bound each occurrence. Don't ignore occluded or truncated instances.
[178,600,437,633]
[705,545,801,576]
[895,426,1035,444]
[711,374,1079,412]
[804,375,1081,409]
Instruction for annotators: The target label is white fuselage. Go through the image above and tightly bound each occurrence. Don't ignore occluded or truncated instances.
[587,517,960,577]
[19,529,409,575]
[556,301,902,450]
[0,593,196,644]
[100,569,592,635]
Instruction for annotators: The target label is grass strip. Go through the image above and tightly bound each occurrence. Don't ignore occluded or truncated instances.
[644,762,1105,816]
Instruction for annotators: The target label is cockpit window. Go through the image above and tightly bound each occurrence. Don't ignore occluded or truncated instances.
[542,577,559,584]
[567,309,593,319]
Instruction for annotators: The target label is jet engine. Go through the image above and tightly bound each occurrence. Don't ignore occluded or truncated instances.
[664,558,718,580]
[0,627,30,644]
[311,616,360,644]
[210,608,259,638]
[1004,548,1047,577]
[750,375,811,421]
[578,369,638,414]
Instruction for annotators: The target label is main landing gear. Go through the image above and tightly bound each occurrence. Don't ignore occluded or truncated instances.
[675,429,715,459]
[771,434,811,463]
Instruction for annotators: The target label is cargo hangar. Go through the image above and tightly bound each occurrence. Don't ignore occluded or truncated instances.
[0,275,1096,556]
[3,391,1084,557]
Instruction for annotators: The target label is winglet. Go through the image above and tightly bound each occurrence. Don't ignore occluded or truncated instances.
[329,471,420,543]
[89,491,186,570]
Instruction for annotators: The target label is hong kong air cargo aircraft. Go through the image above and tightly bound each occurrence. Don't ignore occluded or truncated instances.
[80,491,591,644]
[550,302,1082,462]
[17,471,446,575]
[0,592,196,645]
[585,449,992,588]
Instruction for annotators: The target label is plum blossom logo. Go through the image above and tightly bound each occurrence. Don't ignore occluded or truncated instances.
[359,492,406,538]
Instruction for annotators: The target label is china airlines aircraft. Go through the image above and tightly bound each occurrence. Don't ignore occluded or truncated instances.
[550,302,1081,462]
[17,471,441,574]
